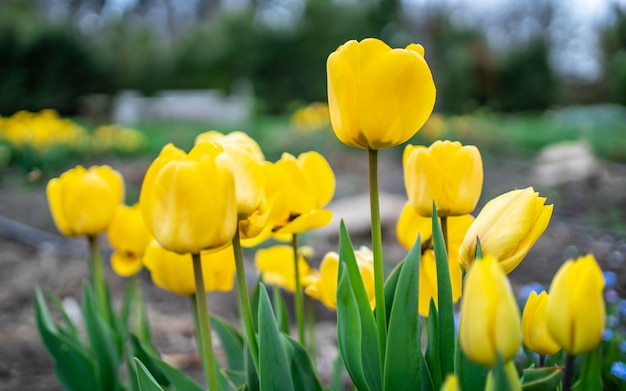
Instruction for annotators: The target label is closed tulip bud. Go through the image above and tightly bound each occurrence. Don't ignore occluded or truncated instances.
[522,291,561,356]
[139,143,237,254]
[546,254,605,355]
[47,165,125,237]
[327,38,436,150]
[106,203,151,277]
[255,245,314,292]
[459,187,553,274]
[404,140,483,217]
[304,247,376,310]
[459,254,521,367]
[143,240,236,296]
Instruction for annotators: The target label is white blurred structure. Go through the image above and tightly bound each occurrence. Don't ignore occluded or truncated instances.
[112,87,253,125]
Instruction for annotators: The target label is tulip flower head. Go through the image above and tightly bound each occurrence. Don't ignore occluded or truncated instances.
[522,291,561,356]
[255,245,314,292]
[403,140,483,217]
[459,187,553,274]
[305,247,376,310]
[143,240,236,296]
[546,254,605,355]
[47,165,125,237]
[327,38,436,150]
[139,143,237,254]
[106,203,152,277]
[459,254,522,367]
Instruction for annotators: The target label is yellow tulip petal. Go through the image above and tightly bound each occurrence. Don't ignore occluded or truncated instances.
[111,251,143,277]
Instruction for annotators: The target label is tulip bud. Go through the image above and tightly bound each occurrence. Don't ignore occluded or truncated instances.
[327,38,436,150]
[47,165,125,237]
[546,254,605,355]
[304,247,376,310]
[459,187,552,274]
[459,254,521,367]
[139,143,237,254]
[143,240,236,296]
[106,203,151,277]
[522,291,561,356]
[403,140,483,217]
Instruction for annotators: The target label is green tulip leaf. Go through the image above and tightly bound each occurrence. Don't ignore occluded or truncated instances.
[251,276,262,331]
[384,233,422,390]
[210,313,245,372]
[152,354,204,391]
[491,354,519,391]
[134,358,166,391]
[338,221,382,391]
[520,366,563,391]
[272,285,292,335]
[130,335,170,386]
[454,334,488,391]
[336,262,368,391]
[425,299,443,389]
[383,261,403,328]
[245,340,260,391]
[34,287,101,391]
[420,352,436,391]
[222,369,248,390]
[258,283,295,391]
[432,205,455,377]
[283,335,323,391]
[46,289,80,339]
[329,353,346,391]
[82,282,120,391]
[572,348,602,391]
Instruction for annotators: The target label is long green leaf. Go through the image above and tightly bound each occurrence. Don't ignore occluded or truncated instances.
[384,233,422,390]
[572,348,602,391]
[336,263,368,391]
[134,358,166,391]
[283,335,323,391]
[425,299,443,389]
[521,366,563,391]
[383,261,403,328]
[34,287,101,391]
[272,285,292,335]
[258,284,294,391]
[491,354,517,391]
[338,221,382,391]
[46,289,80,339]
[83,282,120,391]
[210,313,245,372]
[245,340,260,391]
[130,335,170,386]
[454,334,488,391]
[329,354,346,391]
[431,207,455,377]
[152,355,204,391]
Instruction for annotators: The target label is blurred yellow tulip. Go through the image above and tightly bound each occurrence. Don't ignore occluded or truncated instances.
[143,240,236,296]
[47,165,125,237]
[327,38,436,150]
[403,140,483,217]
[459,254,521,367]
[304,247,376,310]
[254,245,314,292]
[106,203,152,277]
[546,254,605,355]
[440,375,460,391]
[522,291,561,356]
[459,187,553,274]
[139,143,237,254]
[195,130,265,162]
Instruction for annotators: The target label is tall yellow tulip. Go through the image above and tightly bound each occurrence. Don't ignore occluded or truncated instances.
[403,140,483,217]
[522,291,561,356]
[47,165,125,237]
[546,254,605,355]
[106,203,152,277]
[327,38,436,150]
[459,254,521,367]
[143,240,236,296]
[459,187,552,274]
[139,143,237,254]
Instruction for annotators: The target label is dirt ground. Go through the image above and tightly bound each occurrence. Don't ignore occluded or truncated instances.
[1,149,626,390]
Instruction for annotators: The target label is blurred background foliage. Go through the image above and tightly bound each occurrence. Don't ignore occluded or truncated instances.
[1,0,626,116]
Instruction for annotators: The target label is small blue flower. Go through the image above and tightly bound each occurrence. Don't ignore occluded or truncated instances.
[608,315,619,328]
[620,340,626,353]
[611,361,626,381]
[604,271,617,290]
[518,283,545,306]
[606,289,619,304]
[604,328,614,341]
[619,300,626,319]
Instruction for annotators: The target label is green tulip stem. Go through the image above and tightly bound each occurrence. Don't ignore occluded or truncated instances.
[87,235,110,323]
[232,230,260,370]
[130,275,151,342]
[562,354,575,391]
[191,252,220,391]
[440,216,449,255]
[305,295,317,364]
[292,233,306,346]
[368,148,387,367]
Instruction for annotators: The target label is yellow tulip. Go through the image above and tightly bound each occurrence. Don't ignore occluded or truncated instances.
[440,375,460,391]
[47,165,125,237]
[304,247,376,310]
[546,254,605,355]
[254,245,314,292]
[106,203,152,277]
[522,291,561,356]
[459,187,553,274]
[403,140,483,217]
[142,240,236,296]
[327,38,436,150]
[139,143,237,254]
[459,254,521,367]
[195,130,265,162]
